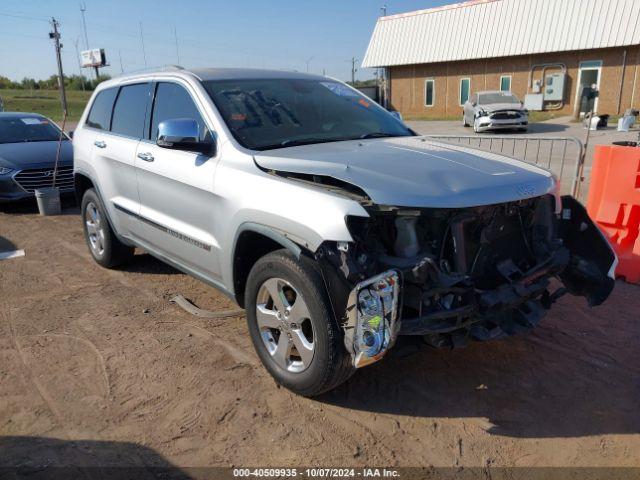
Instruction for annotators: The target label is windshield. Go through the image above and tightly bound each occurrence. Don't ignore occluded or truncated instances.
[0,117,66,144]
[204,78,413,150]
[478,92,520,105]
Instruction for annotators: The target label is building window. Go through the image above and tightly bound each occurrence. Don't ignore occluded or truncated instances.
[500,75,511,92]
[425,79,435,107]
[459,78,470,105]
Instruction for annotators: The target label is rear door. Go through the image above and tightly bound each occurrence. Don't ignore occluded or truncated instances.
[91,82,151,238]
[135,80,221,279]
[81,86,136,236]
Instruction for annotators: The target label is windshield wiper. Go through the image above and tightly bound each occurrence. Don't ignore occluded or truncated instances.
[359,132,400,139]
[259,137,346,150]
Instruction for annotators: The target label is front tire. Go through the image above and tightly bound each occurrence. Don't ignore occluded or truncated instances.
[81,188,134,268]
[245,250,354,396]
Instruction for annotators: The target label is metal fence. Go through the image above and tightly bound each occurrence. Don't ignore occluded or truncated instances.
[424,135,585,197]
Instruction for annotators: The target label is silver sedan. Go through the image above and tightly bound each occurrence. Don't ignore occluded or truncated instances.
[463,91,528,133]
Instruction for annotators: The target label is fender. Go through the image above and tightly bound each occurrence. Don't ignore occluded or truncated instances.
[233,222,303,260]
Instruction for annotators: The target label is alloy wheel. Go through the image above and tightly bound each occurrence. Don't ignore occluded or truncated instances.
[255,277,315,373]
[85,201,105,256]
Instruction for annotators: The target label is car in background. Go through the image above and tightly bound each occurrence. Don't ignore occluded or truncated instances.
[0,112,73,202]
[463,91,528,133]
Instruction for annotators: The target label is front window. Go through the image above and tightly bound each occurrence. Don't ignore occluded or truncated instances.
[203,78,413,151]
[478,92,520,105]
[0,116,66,144]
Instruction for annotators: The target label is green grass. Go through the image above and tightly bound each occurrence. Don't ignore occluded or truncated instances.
[527,111,564,123]
[0,89,91,124]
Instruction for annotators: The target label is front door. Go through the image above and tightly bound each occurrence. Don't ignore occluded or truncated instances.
[577,61,602,114]
[135,81,222,280]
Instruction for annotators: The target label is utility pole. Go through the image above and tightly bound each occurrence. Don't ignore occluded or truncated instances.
[119,50,124,73]
[174,26,180,65]
[72,37,86,91]
[49,17,68,188]
[139,22,147,67]
[351,57,358,85]
[49,18,67,116]
[305,55,314,73]
[80,2,90,49]
[381,4,387,16]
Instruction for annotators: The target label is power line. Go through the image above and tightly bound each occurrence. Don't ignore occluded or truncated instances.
[0,10,49,22]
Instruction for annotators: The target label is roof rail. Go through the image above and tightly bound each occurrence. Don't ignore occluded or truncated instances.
[114,64,185,78]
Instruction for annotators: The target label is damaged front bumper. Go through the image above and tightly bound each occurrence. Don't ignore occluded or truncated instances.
[337,195,616,369]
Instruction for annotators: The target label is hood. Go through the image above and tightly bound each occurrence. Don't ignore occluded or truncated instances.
[0,141,73,170]
[479,103,526,113]
[254,137,556,208]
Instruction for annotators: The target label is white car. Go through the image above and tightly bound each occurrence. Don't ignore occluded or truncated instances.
[463,91,529,133]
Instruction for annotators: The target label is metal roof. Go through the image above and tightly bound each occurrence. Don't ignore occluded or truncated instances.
[362,0,640,68]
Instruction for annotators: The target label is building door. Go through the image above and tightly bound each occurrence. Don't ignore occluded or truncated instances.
[577,61,602,114]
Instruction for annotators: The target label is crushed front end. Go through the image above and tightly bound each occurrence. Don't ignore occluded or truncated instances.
[318,194,616,367]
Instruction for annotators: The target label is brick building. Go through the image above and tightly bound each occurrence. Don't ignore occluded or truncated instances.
[362,0,640,119]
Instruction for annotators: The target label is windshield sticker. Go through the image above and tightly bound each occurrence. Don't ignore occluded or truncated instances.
[358,98,371,108]
[21,118,44,125]
[320,82,359,97]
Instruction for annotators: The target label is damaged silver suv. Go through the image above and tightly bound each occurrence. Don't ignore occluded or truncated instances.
[74,68,616,396]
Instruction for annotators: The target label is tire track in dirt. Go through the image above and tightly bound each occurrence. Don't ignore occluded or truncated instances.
[3,302,66,433]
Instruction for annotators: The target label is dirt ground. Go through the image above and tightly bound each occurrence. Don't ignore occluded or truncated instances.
[1,199,639,475]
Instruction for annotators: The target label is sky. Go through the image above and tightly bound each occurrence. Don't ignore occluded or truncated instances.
[0,0,451,83]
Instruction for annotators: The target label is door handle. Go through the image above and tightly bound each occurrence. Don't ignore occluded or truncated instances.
[137,152,154,162]
[94,140,106,148]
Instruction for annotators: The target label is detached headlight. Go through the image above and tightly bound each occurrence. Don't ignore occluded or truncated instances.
[344,270,400,368]
[0,167,13,175]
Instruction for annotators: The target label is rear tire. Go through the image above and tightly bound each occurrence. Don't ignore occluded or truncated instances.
[245,249,354,396]
[81,188,134,268]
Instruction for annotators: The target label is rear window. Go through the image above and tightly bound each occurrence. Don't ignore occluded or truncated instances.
[111,83,150,138]
[86,87,117,130]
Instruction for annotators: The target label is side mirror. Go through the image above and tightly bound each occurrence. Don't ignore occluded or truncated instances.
[388,111,403,121]
[157,118,212,154]
[68,131,74,139]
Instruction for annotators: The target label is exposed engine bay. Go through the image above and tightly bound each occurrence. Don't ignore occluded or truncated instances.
[316,193,616,367]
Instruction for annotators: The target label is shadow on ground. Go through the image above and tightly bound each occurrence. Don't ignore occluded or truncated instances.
[120,252,181,276]
[0,195,78,215]
[0,235,17,253]
[526,122,572,134]
[320,281,640,439]
[0,436,192,479]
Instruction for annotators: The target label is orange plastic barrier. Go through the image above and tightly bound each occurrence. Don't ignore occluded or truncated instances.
[586,145,640,284]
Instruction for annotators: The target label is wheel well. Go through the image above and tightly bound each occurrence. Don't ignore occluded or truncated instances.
[74,173,94,203]
[233,231,289,308]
